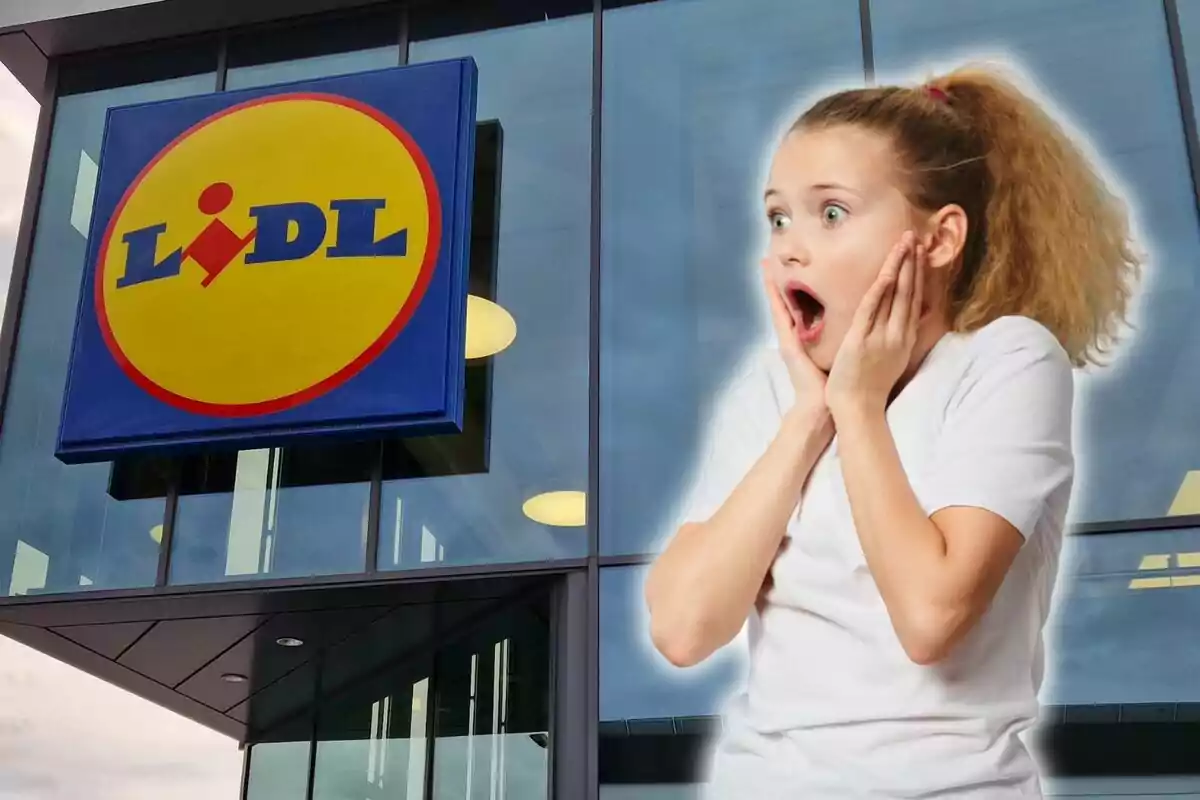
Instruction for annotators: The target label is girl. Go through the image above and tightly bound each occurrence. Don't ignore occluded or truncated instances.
[644,64,1141,798]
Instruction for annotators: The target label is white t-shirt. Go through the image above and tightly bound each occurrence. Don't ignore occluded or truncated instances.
[680,315,1075,800]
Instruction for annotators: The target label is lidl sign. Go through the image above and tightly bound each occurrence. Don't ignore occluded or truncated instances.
[56,59,478,463]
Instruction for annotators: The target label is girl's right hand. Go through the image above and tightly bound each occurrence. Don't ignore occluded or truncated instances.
[761,263,831,424]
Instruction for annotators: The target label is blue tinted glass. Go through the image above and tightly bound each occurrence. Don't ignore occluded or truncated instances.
[598,0,865,556]
[1045,528,1200,705]
[377,15,592,570]
[169,443,373,585]
[870,1,1200,524]
[599,539,1200,720]
[226,48,399,91]
[600,565,744,721]
[0,74,216,596]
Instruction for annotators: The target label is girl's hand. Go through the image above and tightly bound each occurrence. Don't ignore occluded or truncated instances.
[761,262,831,425]
[826,232,925,419]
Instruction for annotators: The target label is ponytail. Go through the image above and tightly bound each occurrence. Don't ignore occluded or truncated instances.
[795,63,1141,367]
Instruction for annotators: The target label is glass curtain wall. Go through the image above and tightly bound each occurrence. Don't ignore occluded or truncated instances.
[0,42,219,596]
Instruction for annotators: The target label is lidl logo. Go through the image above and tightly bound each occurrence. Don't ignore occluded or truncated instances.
[98,93,440,416]
[58,61,478,462]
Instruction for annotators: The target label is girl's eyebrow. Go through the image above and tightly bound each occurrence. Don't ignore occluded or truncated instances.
[763,183,866,203]
[809,182,864,198]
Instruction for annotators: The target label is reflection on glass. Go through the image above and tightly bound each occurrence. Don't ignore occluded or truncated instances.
[599,565,744,722]
[310,593,549,799]
[227,48,399,91]
[224,8,400,91]
[869,0,1200,523]
[378,11,592,570]
[1044,528,1200,705]
[313,674,432,800]
[0,72,217,595]
[245,737,312,800]
[598,0,866,557]
[430,600,550,800]
[168,441,374,585]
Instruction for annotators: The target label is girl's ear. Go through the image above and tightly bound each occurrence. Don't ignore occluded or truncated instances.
[924,205,968,270]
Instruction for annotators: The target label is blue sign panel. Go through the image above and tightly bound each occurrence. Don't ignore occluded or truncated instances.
[56,59,478,463]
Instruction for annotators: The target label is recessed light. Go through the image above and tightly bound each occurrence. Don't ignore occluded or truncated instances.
[275,637,304,648]
[465,295,517,359]
[522,491,586,527]
[220,673,248,684]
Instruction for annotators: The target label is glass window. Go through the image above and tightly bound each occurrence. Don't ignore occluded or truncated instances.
[0,62,218,596]
[600,565,744,723]
[308,591,551,799]
[869,1,1200,525]
[376,6,593,570]
[1044,528,1200,705]
[224,7,401,91]
[168,441,375,585]
[245,716,313,800]
[1178,0,1200,107]
[598,0,866,557]
[599,565,742,794]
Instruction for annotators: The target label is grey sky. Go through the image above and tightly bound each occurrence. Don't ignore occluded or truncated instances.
[0,67,242,799]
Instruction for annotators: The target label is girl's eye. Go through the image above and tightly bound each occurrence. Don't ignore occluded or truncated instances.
[822,203,848,227]
[768,212,791,231]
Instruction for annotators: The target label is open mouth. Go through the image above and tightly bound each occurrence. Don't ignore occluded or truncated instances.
[786,282,826,336]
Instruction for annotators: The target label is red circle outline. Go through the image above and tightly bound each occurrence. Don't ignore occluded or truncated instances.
[95,92,444,419]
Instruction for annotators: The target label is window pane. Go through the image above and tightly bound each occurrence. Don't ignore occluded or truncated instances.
[600,565,743,723]
[598,0,865,556]
[1044,528,1200,705]
[869,1,1200,524]
[0,70,217,596]
[308,592,550,799]
[225,8,401,91]
[168,441,374,585]
[377,10,592,570]
[245,716,312,800]
[429,599,551,800]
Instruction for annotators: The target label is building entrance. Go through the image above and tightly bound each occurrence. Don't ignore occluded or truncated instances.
[245,582,554,799]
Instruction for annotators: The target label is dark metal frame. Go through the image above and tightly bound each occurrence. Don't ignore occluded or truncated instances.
[3,1,1200,798]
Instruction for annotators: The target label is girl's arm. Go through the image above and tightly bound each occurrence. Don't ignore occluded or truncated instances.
[647,271,836,668]
[827,238,1073,665]
[646,403,832,668]
[833,403,1026,665]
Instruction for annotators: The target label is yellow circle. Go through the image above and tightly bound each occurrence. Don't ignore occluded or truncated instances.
[522,491,587,527]
[99,95,437,414]
[465,295,517,359]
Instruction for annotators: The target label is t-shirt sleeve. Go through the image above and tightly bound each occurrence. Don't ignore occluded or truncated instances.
[674,353,780,529]
[916,317,1076,540]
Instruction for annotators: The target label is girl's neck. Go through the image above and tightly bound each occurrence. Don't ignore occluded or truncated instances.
[895,314,952,397]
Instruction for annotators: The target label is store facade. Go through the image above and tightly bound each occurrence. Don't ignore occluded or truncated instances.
[3,1,1200,797]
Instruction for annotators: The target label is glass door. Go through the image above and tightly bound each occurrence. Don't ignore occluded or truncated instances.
[245,585,552,800]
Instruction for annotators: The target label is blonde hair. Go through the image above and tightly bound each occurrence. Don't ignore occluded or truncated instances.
[794,64,1141,367]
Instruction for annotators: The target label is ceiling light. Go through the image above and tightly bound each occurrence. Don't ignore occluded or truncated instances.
[150,524,163,545]
[220,673,248,684]
[522,491,586,527]
[465,295,516,359]
[275,636,305,648]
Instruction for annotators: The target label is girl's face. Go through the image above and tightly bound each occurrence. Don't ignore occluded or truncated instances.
[763,125,922,371]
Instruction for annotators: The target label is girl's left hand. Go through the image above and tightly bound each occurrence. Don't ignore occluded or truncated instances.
[826,231,925,418]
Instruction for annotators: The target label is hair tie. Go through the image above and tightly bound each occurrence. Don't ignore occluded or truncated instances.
[925,85,950,104]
